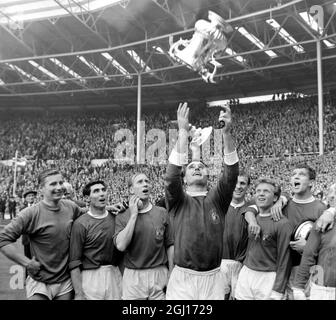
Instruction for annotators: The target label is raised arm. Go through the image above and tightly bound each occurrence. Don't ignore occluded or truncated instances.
[211,105,238,211]
[114,196,139,252]
[165,102,189,210]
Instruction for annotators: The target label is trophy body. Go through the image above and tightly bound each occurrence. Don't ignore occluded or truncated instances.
[169,11,232,83]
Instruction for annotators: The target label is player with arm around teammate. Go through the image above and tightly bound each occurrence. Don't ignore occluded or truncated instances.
[235,178,292,300]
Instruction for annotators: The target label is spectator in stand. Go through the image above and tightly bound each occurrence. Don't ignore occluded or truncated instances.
[20,190,37,259]
[8,195,16,220]
[0,193,6,221]
[63,181,86,208]
[0,95,336,206]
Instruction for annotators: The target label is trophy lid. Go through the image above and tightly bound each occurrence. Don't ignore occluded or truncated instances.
[191,126,213,146]
[208,11,233,33]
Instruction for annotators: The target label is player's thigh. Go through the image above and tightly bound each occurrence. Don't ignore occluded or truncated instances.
[234,266,253,300]
[149,266,168,300]
[54,291,74,300]
[122,268,148,300]
[166,267,196,300]
[29,293,49,300]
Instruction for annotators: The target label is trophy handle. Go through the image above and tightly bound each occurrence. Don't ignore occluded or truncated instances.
[191,126,213,146]
[208,11,233,34]
[169,38,189,57]
[169,38,195,70]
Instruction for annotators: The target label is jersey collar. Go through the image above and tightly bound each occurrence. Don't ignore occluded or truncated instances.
[230,200,246,208]
[138,203,153,213]
[186,191,208,197]
[87,210,108,219]
[292,196,315,204]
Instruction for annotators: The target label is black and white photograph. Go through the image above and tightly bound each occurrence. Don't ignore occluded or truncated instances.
[0,0,336,307]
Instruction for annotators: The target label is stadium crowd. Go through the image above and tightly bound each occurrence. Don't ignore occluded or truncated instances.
[0,95,335,210]
[1,95,336,301]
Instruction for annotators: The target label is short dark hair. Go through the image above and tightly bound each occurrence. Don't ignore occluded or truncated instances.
[256,177,281,199]
[183,161,208,178]
[83,180,106,197]
[294,163,316,180]
[38,169,61,186]
[239,170,251,185]
[186,160,208,169]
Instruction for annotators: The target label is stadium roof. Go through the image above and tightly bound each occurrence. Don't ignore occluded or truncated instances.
[0,0,335,109]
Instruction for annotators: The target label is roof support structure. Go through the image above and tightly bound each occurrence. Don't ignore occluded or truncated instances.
[0,0,335,102]
[53,0,112,46]
[1,30,335,90]
[2,50,336,97]
[0,11,35,55]
[151,0,188,29]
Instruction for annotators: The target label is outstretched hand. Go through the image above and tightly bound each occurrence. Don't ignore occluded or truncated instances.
[177,102,190,132]
[315,208,335,233]
[218,104,232,132]
[107,202,126,215]
[270,199,284,222]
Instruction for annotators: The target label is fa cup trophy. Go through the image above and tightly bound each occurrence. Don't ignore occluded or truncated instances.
[170,120,212,146]
[169,11,232,83]
[189,125,213,146]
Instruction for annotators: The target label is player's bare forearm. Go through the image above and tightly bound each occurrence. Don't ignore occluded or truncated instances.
[167,245,174,272]
[115,215,137,252]
[70,268,85,299]
[219,104,235,155]
[175,129,189,156]
[223,131,236,155]
[0,244,31,267]
[175,102,190,156]
[245,211,257,224]
[245,210,261,239]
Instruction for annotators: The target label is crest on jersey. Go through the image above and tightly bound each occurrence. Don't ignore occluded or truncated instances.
[262,234,272,242]
[155,226,165,240]
[209,208,220,224]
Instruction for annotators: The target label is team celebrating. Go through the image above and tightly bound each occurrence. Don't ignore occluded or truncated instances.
[0,102,336,300]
